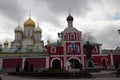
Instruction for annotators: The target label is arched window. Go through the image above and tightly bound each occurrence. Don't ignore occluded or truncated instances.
[71,35,74,40]
[93,46,98,53]
[70,33,75,40]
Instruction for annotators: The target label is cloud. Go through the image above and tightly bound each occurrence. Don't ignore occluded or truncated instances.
[81,20,120,49]
[0,0,25,21]
[0,0,120,49]
[39,0,91,16]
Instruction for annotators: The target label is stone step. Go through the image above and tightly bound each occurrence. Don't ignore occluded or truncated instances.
[92,73,116,78]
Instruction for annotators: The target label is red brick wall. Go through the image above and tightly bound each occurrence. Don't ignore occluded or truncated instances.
[3,58,22,69]
[26,58,46,68]
[113,55,120,64]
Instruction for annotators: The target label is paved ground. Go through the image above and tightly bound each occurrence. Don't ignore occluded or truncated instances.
[0,71,120,80]
[1,75,120,80]
[91,71,116,78]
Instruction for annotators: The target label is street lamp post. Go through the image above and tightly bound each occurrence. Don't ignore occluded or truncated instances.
[15,45,22,72]
[58,32,63,69]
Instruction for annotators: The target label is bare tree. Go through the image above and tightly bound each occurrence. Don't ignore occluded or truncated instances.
[83,32,96,43]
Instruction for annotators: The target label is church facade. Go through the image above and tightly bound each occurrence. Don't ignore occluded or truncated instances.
[0,14,120,72]
[11,16,43,50]
[47,14,111,70]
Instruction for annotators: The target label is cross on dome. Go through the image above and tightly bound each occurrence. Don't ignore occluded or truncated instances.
[66,7,74,21]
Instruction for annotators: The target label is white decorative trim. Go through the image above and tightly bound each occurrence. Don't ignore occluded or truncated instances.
[67,57,83,65]
[110,53,113,65]
[99,46,102,54]
[101,57,108,61]
[46,57,49,68]
[81,40,84,69]
[22,57,26,69]
[50,55,81,57]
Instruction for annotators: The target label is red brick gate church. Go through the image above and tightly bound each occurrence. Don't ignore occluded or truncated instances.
[0,13,120,72]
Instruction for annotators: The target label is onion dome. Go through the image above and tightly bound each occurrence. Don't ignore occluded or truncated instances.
[24,17,35,27]
[34,23,42,33]
[66,15,74,21]
[15,24,23,32]
[4,39,9,45]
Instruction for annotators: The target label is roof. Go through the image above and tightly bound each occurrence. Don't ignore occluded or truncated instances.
[1,48,47,53]
[63,27,79,32]
[102,49,120,54]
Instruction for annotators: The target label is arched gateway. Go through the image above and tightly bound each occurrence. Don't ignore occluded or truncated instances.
[67,58,83,70]
[52,59,61,69]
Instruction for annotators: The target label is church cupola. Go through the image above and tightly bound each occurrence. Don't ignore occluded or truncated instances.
[66,8,74,27]
[66,15,74,21]
[34,23,42,33]
[4,39,9,45]
[34,23,42,41]
[15,19,23,32]
[15,24,23,32]
[66,14,74,27]
[4,39,9,48]
[24,16,35,27]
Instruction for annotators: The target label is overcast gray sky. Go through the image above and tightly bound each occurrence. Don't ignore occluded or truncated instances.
[0,0,120,49]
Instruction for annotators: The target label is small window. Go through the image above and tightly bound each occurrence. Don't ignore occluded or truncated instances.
[37,45,39,48]
[68,47,72,53]
[77,33,81,40]
[51,47,56,53]
[71,35,74,40]
[70,33,75,40]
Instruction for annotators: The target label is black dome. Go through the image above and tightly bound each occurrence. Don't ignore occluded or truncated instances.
[66,15,74,21]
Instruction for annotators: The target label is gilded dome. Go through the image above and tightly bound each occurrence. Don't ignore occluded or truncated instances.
[4,40,9,45]
[24,17,35,27]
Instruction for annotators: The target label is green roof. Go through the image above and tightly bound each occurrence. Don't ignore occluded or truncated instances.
[102,49,120,54]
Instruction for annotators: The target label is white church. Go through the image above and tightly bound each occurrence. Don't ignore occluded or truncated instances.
[8,16,44,50]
